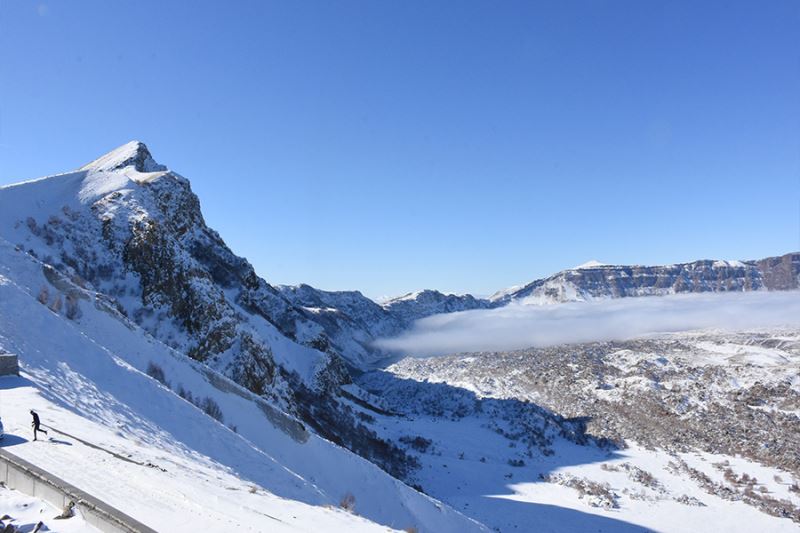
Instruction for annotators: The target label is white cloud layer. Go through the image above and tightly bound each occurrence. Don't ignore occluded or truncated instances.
[375,291,800,357]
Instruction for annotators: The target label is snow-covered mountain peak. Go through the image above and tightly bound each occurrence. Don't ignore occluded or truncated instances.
[572,260,607,270]
[80,140,167,173]
[383,289,430,303]
[380,289,495,324]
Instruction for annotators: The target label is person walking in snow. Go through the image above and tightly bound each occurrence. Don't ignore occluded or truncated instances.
[30,409,47,441]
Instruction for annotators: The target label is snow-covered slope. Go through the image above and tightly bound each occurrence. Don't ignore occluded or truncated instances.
[0,236,485,532]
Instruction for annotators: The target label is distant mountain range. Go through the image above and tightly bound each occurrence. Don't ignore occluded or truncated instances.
[280,251,799,366]
[489,253,800,305]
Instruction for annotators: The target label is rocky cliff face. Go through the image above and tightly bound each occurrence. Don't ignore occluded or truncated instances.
[757,253,800,291]
[492,255,800,305]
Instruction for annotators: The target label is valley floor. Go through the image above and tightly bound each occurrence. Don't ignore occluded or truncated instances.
[354,400,800,532]
[355,330,800,532]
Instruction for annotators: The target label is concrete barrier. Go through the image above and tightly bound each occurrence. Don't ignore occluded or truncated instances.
[199,364,310,443]
[0,448,156,533]
[0,354,18,376]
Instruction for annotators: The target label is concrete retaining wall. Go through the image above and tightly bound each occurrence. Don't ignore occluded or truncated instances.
[0,354,18,376]
[0,448,156,533]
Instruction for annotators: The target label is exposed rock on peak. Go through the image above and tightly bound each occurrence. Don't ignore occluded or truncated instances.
[81,140,167,173]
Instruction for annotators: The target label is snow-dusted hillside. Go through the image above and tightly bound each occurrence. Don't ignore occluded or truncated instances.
[275,287,497,368]
[276,283,405,368]
[0,235,485,532]
[491,254,800,305]
[355,329,800,531]
[381,289,495,323]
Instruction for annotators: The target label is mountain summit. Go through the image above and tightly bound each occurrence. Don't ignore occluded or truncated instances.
[80,140,167,173]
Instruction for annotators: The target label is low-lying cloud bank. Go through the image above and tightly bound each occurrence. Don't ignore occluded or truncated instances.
[375,291,800,357]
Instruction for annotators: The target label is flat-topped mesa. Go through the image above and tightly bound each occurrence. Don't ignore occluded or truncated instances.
[80,140,167,173]
[492,251,800,305]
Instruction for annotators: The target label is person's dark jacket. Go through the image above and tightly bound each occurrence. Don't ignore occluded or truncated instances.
[32,412,41,428]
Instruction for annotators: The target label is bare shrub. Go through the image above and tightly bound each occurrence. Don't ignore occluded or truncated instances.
[37,286,49,305]
[200,396,224,423]
[49,293,62,313]
[146,361,168,386]
[674,494,705,507]
[65,294,81,320]
[540,473,619,509]
[177,385,194,404]
[399,435,433,453]
[340,492,356,513]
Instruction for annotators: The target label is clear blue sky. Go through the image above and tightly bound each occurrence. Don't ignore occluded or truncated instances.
[1,1,798,299]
